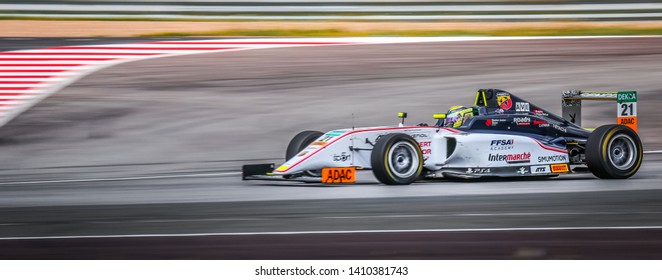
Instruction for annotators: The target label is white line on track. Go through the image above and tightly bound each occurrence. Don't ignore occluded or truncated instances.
[2,225,662,240]
[0,66,92,70]
[0,95,39,99]
[0,83,49,87]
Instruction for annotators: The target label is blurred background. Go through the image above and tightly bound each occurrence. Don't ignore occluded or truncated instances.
[2,1,662,36]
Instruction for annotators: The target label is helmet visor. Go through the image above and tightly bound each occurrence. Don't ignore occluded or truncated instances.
[443,112,461,128]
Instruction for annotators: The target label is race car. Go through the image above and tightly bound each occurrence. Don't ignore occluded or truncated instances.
[243,89,642,185]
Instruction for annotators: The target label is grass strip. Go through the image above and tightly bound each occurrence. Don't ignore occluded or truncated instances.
[143,26,662,37]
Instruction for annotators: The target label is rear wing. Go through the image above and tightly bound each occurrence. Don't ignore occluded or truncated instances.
[562,90,638,133]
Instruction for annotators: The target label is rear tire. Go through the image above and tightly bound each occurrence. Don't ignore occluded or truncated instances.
[371,133,423,185]
[586,124,642,179]
[285,130,323,177]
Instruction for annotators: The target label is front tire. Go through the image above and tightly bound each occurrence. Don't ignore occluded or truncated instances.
[586,124,643,179]
[371,133,423,185]
[285,130,323,177]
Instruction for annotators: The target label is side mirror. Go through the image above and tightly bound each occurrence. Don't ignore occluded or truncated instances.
[433,113,446,119]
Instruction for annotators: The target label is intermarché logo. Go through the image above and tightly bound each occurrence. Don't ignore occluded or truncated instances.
[488,152,531,163]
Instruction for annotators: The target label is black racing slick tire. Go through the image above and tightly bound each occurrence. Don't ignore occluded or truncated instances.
[371,133,424,185]
[285,130,323,177]
[586,124,643,179]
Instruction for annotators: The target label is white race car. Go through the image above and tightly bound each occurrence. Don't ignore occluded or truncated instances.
[243,89,642,185]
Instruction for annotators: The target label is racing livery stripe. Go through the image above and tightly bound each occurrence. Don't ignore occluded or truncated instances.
[276,126,447,173]
[442,127,462,134]
[532,139,568,154]
[275,126,566,173]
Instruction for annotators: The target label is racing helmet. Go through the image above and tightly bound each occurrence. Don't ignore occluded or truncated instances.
[443,105,474,128]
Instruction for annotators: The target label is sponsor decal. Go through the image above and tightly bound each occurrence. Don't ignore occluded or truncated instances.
[619,117,636,125]
[495,108,506,114]
[322,167,356,184]
[533,109,548,116]
[491,139,514,145]
[419,141,432,155]
[617,91,637,132]
[325,132,343,137]
[515,102,530,112]
[486,118,507,126]
[297,151,309,157]
[490,139,515,150]
[517,167,529,175]
[552,124,567,133]
[333,152,351,162]
[311,141,327,146]
[466,168,491,174]
[533,119,547,125]
[538,155,568,163]
[531,165,550,174]
[617,91,637,103]
[411,133,431,140]
[551,163,570,173]
[513,116,531,126]
[488,152,531,163]
[618,117,637,132]
[497,93,513,110]
[538,123,567,133]
[569,113,577,124]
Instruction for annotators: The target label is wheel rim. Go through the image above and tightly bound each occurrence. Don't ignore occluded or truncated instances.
[387,141,419,178]
[607,133,637,170]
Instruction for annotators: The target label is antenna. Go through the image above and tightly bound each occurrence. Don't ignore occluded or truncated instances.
[352,113,355,130]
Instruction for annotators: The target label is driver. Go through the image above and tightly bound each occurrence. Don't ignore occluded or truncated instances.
[443,105,474,128]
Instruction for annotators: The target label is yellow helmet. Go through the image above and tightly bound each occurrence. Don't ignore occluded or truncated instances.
[443,106,474,128]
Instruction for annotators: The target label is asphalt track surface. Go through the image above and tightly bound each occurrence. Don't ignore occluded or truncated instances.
[1,37,662,259]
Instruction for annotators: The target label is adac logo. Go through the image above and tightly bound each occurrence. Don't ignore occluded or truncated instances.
[497,93,512,110]
[619,117,636,125]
